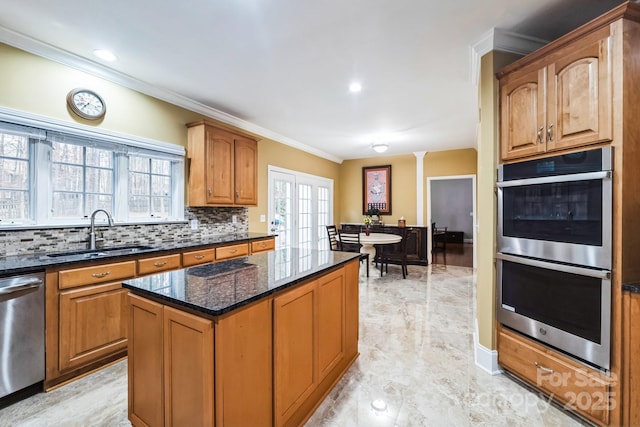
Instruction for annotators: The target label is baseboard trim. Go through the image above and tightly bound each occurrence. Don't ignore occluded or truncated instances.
[473,320,502,375]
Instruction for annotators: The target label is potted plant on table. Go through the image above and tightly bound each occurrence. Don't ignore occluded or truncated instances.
[366,207,382,225]
[363,216,372,236]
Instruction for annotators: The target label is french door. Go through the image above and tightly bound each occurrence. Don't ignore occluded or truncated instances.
[268,167,333,252]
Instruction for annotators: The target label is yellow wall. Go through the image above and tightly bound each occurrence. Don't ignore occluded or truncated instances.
[0,43,341,233]
[339,149,477,227]
[476,51,521,351]
[424,148,477,225]
[251,138,341,233]
[340,155,417,225]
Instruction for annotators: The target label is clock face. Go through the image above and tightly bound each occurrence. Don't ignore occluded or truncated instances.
[67,88,106,120]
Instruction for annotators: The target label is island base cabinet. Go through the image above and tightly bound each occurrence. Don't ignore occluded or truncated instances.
[128,295,214,427]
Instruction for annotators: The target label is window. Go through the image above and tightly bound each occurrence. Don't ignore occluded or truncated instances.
[51,141,114,218]
[129,156,172,218]
[0,115,185,228]
[0,132,30,221]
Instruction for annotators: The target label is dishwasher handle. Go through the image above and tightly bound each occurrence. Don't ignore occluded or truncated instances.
[0,277,44,296]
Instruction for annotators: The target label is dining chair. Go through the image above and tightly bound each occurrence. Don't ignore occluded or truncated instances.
[337,230,369,277]
[326,225,340,251]
[431,222,447,265]
[378,228,409,278]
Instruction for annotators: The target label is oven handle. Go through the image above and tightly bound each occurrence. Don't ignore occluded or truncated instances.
[496,253,611,279]
[496,170,611,188]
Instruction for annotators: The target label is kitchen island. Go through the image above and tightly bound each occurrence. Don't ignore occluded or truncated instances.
[123,248,360,427]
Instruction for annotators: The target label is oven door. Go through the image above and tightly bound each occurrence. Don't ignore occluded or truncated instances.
[497,253,611,370]
[497,171,612,270]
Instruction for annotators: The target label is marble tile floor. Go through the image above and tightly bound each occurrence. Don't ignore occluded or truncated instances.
[0,264,589,427]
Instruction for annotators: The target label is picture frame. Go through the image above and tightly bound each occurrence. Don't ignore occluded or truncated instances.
[362,165,392,215]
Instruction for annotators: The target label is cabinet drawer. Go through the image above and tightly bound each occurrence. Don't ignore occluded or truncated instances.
[59,261,136,289]
[137,254,181,275]
[251,238,275,254]
[499,329,611,424]
[183,248,215,267]
[215,243,249,261]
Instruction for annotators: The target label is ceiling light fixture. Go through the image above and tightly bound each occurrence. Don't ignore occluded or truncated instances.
[372,143,388,153]
[349,82,362,93]
[93,49,117,62]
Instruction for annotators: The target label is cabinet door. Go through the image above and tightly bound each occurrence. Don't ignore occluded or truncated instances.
[128,294,164,427]
[215,299,273,426]
[163,306,214,427]
[316,269,345,381]
[274,281,317,426]
[234,137,258,205]
[59,282,128,371]
[500,66,546,161]
[625,292,640,426]
[205,128,235,204]
[546,31,612,152]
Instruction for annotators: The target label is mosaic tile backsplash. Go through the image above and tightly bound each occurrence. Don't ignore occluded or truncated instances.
[0,207,248,257]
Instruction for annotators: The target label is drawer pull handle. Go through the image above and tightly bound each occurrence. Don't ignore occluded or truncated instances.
[153,261,168,267]
[229,249,238,254]
[537,126,544,144]
[534,361,554,374]
[259,243,266,248]
[194,255,205,260]
[91,271,111,278]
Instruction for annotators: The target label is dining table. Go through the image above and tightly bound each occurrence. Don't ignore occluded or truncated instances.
[359,232,402,263]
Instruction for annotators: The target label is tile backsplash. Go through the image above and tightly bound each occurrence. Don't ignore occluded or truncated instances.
[0,207,248,257]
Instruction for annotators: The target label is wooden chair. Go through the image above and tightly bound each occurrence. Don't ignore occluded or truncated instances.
[326,225,340,251]
[431,222,447,265]
[337,230,369,277]
[378,228,409,278]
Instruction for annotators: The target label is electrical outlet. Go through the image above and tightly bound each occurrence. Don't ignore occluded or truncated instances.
[260,214,266,222]
[232,215,238,223]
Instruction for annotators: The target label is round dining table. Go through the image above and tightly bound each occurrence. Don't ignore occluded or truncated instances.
[359,232,402,262]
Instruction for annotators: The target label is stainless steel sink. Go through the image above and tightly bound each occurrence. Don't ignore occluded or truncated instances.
[46,245,153,258]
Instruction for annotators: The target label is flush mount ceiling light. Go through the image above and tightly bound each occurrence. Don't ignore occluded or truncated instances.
[349,81,362,93]
[372,143,388,153]
[93,49,117,62]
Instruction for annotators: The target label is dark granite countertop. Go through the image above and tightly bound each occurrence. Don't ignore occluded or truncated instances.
[123,248,360,316]
[623,283,640,293]
[0,233,274,276]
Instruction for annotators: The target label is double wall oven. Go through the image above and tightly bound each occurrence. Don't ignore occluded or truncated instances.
[497,147,612,370]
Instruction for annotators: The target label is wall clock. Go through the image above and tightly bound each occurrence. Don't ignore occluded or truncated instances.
[66,88,106,120]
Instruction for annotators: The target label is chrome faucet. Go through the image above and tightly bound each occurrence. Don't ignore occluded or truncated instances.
[88,209,115,250]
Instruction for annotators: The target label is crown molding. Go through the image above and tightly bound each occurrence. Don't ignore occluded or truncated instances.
[0,25,344,164]
[470,28,548,86]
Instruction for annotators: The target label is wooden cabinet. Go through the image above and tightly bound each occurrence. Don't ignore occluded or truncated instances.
[182,248,215,267]
[341,224,428,265]
[499,26,613,161]
[623,289,640,426]
[498,327,612,425]
[251,237,276,254]
[215,242,249,261]
[187,120,258,206]
[59,282,129,372]
[273,267,354,427]
[137,254,181,276]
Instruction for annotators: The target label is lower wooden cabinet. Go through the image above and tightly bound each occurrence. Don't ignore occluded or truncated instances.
[59,282,129,371]
[274,266,356,427]
[623,290,640,426]
[498,326,612,425]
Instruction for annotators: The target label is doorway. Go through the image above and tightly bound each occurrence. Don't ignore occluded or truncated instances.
[268,166,333,252]
[427,175,476,268]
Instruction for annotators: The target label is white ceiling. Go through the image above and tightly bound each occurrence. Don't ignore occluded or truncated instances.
[0,0,625,162]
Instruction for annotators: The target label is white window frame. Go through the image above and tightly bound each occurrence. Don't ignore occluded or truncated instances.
[267,165,334,251]
[0,106,185,229]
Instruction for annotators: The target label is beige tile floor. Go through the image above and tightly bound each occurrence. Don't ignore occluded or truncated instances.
[0,264,588,426]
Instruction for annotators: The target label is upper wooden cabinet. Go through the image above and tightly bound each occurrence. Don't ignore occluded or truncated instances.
[499,26,613,161]
[187,120,258,206]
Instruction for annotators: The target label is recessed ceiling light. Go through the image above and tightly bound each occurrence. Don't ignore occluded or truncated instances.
[349,82,362,93]
[93,49,117,62]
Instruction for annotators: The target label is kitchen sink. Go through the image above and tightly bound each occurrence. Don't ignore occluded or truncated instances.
[46,245,154,258]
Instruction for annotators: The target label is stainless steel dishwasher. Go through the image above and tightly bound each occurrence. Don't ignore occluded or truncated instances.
[0,272,45,402]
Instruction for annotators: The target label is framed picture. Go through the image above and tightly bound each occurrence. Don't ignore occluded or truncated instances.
[362,165,392,215]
